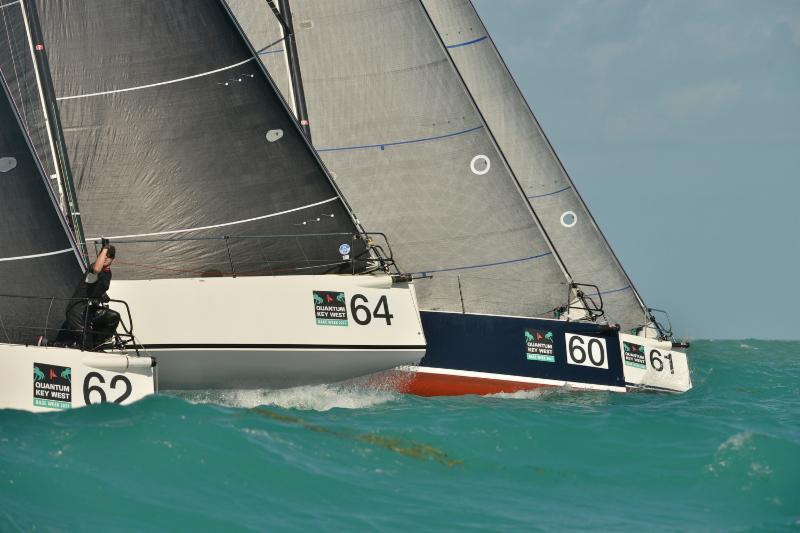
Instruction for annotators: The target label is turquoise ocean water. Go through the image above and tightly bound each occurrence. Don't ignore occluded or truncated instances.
[1,340,798,531]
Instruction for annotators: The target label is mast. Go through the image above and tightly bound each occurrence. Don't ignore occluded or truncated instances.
[276,0,312,141]
[417,0,574,286]
[20,0,88,260]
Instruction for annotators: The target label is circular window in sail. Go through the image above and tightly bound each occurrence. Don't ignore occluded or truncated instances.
[0,157,17,173]
[266,129,284,143]
[560,211,577,228]
[470,155,490,175]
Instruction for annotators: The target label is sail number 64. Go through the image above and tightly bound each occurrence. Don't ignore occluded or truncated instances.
[565,333,609,369]
[351,294,394,325]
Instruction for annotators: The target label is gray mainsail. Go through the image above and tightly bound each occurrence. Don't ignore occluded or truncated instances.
[232,0,571,318]
[422,0,649,330]
[0,70,83,344]
[32,0,369,279]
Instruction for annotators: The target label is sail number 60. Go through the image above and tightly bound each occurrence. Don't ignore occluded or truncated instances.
[565,333,609,369]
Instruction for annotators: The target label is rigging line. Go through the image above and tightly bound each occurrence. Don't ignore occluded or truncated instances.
[599,285,631,296]
[316,125,484,153]
[412,252,553,276]
[83,197,339,241]
[258,47,285,55]
[56,58,254,101]
[0,248,73,262]
[527,186,571,199]
[0,0,20,9]
[446,35,487,49]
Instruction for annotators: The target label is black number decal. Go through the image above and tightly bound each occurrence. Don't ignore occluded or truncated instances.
[351,294,371,325]
[350,294,395,326]
[83,372,134,405]
[568,335,587,364]
[372,295,394,325]
[664,352,675,374]
[587,338,606,367]
[83,372,107,404]
[649,349,664,372]
[111,375,132,404]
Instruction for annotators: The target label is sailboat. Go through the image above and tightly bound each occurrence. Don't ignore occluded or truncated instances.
[0,69,156,412]
[230,0,691,394]
[0,0,426,390]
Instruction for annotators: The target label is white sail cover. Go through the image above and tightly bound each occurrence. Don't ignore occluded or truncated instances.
[422,0,648,330]
[232,0,572,319]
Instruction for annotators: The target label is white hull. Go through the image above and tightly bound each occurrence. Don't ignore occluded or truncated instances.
[0,344,156,413]
[109,273,426,389]
[153,346,424,389]
[619,333,692,393]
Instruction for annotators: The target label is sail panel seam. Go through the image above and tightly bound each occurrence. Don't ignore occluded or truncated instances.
[56,58,254,101]
[446,35,487,49]
[317,125,483,152]
[412,251,552,275]
[527,186,571,199]
[0,248,72,262]
[84,196,339,241]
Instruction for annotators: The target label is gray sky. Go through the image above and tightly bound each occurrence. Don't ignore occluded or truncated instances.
[473,0,799,340]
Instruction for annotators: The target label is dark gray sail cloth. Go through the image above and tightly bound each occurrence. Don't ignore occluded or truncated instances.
[0,72,83,344]
[231,0,570,318]
[423,0,649,330]
[0,0,56,179]
[35,0,366,279]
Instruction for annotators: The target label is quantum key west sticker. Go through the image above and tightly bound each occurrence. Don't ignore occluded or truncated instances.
[525,329,555,362]
[33,363,72,409]
[623,342,646,369]
[313,291,348,326]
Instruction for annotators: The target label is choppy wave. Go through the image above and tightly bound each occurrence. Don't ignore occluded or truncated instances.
[1,340,798,530]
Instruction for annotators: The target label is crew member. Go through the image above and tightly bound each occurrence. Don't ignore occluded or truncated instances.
[56,238,120,349]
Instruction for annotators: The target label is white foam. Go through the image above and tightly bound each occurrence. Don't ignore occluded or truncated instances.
[172,384,399,412]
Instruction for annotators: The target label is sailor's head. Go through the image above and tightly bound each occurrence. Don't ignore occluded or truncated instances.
[104,245,116,267]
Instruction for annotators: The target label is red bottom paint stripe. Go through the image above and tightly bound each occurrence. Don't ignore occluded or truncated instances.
[364,369,555,397]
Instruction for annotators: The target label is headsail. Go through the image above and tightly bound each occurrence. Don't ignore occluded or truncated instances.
[231,0,571,318]
[0,70,83,344]
[33,0,368,279]
[422,0,649,330]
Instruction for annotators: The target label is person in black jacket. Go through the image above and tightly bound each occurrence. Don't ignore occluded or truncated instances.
[55,239,120,349]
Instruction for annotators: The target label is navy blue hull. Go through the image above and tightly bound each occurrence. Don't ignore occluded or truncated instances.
[418,311,625,389]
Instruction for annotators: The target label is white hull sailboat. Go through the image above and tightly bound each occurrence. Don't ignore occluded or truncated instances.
[110,274,424,389]
[1,0,426,391]
[0,67,156,413]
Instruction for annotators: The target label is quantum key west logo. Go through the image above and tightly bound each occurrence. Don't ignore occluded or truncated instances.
[524,329,555,362]
[623,342,646,369]
[33,363,72,409]
[313,290,348,326]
